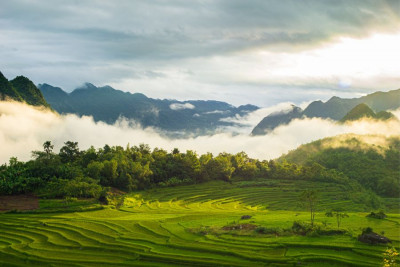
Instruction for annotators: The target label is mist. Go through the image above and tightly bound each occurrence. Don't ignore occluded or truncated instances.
[1,100,399,164]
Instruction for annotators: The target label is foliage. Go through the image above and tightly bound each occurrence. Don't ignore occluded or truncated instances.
[281,135,400,197]
[383,247,399,267]
[367,211,387,219]
[0,139,390,205]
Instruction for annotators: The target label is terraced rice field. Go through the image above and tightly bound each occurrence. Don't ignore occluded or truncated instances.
[0,180,399,266]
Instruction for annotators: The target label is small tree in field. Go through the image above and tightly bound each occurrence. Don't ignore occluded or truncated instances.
[326,209,349,228]
[300,190,318,227]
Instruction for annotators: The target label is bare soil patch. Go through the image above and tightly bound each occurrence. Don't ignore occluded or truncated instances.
[0,194,39,211]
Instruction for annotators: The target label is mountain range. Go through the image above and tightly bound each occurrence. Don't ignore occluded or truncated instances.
[38,83,258,135]
[1,71,399,137]
[252,89,400,135]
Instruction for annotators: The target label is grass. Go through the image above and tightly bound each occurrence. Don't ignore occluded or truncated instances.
[0,179,399,266]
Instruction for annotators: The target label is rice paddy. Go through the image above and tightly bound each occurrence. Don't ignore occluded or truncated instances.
[0,180,399,266]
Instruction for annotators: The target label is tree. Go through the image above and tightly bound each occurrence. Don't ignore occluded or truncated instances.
[43,141,54,157]
[326,209,348,228]
[300,189,318,227]
[59,141,80,163]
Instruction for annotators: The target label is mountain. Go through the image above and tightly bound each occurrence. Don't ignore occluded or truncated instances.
[252,89,400,135]
[0,72,23,102]
[251,105,303,135]
[39,83,258,134]
[303,89,400,120]
[0,72,49,107]
[10,76,49,107]
[340,103,395,122]
[279,134,400,197]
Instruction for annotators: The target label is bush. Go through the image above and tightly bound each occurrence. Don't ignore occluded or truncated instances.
[362,227,373,235]
[38,177,102,198]
[254,226,281,235]
[367,211,386,219]
[291,221,312,235]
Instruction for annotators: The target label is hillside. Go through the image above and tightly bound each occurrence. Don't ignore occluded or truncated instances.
[0,72,49,107]
[39,83,258,134]
[340,103,376,122]
[0,179,398,266]
[280,134,400,197]
[252,89,400,135]
[0,137,399,266]
[251,105,303,135]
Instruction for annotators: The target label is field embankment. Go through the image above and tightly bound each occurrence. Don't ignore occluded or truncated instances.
[0,180,398,266]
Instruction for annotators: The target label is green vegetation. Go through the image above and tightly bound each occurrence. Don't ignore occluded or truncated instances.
[2,139,370,200]
[0,72,49,107]
[0,180,399,266]
[281,134,400,198]
[0,134,399,266]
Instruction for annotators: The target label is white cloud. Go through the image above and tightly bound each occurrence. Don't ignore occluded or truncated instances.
[169,103,195,110]
[1,101,399,164]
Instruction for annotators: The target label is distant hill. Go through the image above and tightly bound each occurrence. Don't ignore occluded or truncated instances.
[39,83,258,134]
[340,103,395,122]
[279,134,400,197]
[303,89,400,120]
[251,105,303,135]
[0,72,49,107]
[252,89,400,135]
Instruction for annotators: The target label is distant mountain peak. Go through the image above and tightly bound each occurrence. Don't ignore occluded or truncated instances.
[341,103,396,122]
[39,81,259,135]
[251,105,303,135]
[80,82,97,90]
[252,88,400,136]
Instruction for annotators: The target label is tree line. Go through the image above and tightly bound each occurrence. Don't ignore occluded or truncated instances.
[0,141,358,198]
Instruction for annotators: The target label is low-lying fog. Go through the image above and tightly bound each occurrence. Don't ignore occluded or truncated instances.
[1,101,399,163]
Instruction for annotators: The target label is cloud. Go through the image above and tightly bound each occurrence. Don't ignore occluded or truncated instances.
[169,103,195,110]
[204,110,230,115]
[1,101,399,164]
[1,1,399,105]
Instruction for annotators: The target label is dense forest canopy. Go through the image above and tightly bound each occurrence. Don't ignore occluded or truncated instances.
[2,135,398,200]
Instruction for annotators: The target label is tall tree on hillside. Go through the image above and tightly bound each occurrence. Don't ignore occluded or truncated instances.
[300,189,318,227]
[326,209,348,228]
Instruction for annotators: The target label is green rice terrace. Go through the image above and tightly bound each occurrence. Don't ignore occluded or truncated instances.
[0,179,399,266]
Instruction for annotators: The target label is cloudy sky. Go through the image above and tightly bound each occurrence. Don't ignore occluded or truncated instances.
[1,0,399,106]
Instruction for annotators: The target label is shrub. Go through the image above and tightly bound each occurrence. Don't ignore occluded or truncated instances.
[291,221,312,235]
[367,211,387,219]
[255,226,282,235]
[362,227,374,235]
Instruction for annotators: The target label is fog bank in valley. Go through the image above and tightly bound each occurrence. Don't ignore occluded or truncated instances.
[1,101,399,163]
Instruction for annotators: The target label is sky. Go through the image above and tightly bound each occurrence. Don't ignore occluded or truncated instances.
[1,0,399,106]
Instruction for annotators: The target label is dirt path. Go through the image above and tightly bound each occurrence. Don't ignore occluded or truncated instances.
[0,194,39,211]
